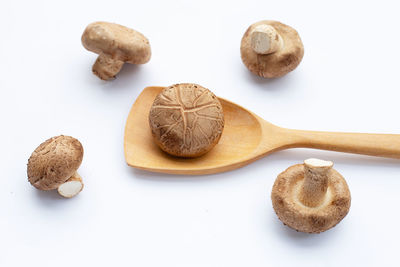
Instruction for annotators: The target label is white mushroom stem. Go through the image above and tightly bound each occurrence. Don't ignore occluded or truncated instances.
[92,53,124,80]
[299,158,333,207]
[57,172,84,198]
[250,24,283,55]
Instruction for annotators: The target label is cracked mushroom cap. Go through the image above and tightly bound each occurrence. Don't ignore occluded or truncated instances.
[240,20,304,78]
[271,159,351,233]
[149,83,224,158]
[81,21,151,64]
[27,136,84,191]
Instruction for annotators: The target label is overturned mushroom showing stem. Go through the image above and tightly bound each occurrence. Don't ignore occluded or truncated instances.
[27,136,84,198]
[271,158,351,233]
[81,21,151,80]
[240,20,304,78]
[250,24,283,55]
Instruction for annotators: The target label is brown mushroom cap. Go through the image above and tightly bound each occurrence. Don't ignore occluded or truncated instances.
[240,20,304,78]
[27,136,84,191]
[149,83,224,157]
[271,159,351,233]
[81,21,151,64]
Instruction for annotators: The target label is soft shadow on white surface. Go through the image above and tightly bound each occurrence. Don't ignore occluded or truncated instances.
[93,64,144,90]
[127,148,400,182]
[32,188,83,212]
[268,212,344,246]
[80,57,148,92]
[32,183,83,204]
[34,188,65,203]
[243,68,301,91]
[128,166,231,183]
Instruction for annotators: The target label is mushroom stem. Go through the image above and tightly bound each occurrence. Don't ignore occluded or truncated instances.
[299,158,333,207]
[57,172,84,198]
[92,53,124,80]
[250,24,283,55]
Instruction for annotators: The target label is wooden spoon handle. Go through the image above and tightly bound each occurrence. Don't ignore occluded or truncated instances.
[284,129,400,159]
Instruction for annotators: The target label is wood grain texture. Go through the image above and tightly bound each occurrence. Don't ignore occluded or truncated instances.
[124,86,400,175]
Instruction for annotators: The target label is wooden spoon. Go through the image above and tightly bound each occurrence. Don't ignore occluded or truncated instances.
[124,86,400,175]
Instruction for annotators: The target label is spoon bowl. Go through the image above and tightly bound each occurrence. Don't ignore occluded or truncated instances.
[124,86,400,175]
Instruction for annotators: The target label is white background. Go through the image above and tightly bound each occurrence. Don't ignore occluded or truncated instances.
[1,0,400,266]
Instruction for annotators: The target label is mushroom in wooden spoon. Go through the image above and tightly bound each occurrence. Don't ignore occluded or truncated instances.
[124,86,400,175]
[82,21,151,80]
[27,135,84,198]
[271,159,351,233]
[240,20,304,78]
[149,83,224,157]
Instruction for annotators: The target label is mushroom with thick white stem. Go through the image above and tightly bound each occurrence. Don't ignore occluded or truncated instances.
[271,158,351,233]
[81,21,151,80]
[27,135,84,198]
[240,20,304,78]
